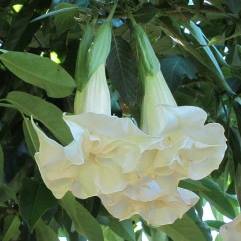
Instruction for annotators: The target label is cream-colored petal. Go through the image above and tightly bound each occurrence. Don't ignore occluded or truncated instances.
[35,153,75,199]
[64,112,145,139]
[32,122,82,198]
[145,106,227,180]
[71,161,126,199]
[124,175,180,202]
[140,188,198,226]
[100,188,198,227]
[220,214,241,241]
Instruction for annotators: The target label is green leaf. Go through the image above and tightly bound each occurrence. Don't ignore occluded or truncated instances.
[7,91,73,145]
[4,2,36,50]
[205,220,225,231]
[0,184,16,203]
[60,192,104,241]
[0,51,76,98]
[35,219,59,241]
[31,6,79,23]
[19,178,57,229]
[180,178,238,219]
[109,219,135,241]
[188,21,233,94]
[107,36,140,108]
[2,215,21,241]
[150,228,168,241]
[160,55,198,91]
[133,3,158,23]
[0,145,4,183]
[225,0,241,14]
[161,209,212,241]
[54,3,79,34]
[103,226,123,241]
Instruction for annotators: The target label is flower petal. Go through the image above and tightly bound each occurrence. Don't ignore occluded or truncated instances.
[100,188,198,226]
[71,161,127,199]
[64,113,145,139]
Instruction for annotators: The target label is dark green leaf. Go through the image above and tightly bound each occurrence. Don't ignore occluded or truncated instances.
[7,91,73,145]
[205,220,225,231]
[103,226,123,241]
[0,184,16,205]
[60,192,104,241]
[19,178,57,229]
[35,219,59,241]
[160,55,198,91]
[107,36,140,108]
[134,3,158,23]
[109,218,135,241]
[161,209,212,241]
[180,178,238,219]
[225,0,241,13]
[2,215,21,241]
[54,3,79,34]
[0,51,76,98]
[31,6,79,23]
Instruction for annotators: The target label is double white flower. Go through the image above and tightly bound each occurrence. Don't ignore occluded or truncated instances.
[33,19,227,226]
[33,21,152,199]
[99,22,226,226]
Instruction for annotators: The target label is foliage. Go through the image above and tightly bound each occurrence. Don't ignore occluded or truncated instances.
[0,0,240,240]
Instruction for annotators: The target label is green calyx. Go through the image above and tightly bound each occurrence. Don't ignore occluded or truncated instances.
[132,20,160,79]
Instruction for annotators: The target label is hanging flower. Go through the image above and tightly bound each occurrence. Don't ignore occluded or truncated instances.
[220,214,241,241]
[133,20,227,181]
[100,20,226,227]
[33,20,156,199]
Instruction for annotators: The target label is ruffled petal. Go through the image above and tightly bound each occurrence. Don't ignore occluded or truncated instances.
[146,105,227,180]
[100,188,198,226]
[63,113,145,139]
[71,161,127,199]
[32,122,83,198]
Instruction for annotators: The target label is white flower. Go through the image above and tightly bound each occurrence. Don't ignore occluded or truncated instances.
[220,214,241,241]
[33,112,155,199]
[134,21,227,181]
[100,186,199,227]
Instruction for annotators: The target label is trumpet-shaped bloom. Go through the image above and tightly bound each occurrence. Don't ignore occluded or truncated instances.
[74,64,111,115]
[135,25,227,181]
[100,186,199,226]
[220,214,241,241]
[33,112,155,199]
